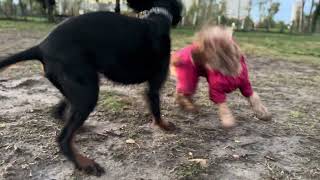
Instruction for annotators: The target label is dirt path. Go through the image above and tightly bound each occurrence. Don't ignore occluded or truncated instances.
[0,31,319,180]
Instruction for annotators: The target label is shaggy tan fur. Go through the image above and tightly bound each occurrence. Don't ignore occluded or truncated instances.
[193,26,242,76]
[175,93,198,112]
[248,92,272,121]
[171,25,271,127]
[218,103,236,128]
[170,54,179,77]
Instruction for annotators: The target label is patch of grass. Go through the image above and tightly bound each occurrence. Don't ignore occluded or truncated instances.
[236,32,320,64]
[176,162,206,178]
[1,20,319,64]
[289,111,306,119]
[171,28,320,65]
[171,27,195,50]
[126,130,140,139]
[111,151,127,162]
[0,20,54,32]
[99,91,132,112]
[265,161,293,179]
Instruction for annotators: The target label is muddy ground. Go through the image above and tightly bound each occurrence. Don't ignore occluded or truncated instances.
[0,29,319,180]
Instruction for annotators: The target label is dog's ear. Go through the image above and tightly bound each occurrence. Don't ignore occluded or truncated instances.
[168,0,183,27]
[127,0,154,12]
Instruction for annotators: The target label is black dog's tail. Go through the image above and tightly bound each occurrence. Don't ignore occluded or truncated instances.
[0,46,42,69]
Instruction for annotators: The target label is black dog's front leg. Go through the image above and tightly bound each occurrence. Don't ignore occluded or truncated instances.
[147,81,175,131]
[146,90,161,119]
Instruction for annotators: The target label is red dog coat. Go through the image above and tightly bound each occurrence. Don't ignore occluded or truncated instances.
[173,44,253,104]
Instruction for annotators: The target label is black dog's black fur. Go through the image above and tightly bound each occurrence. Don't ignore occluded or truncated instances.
[0,0,182,176]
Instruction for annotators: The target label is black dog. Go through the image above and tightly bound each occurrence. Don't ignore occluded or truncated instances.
[0,0,182,176]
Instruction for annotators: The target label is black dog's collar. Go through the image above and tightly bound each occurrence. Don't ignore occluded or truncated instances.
[141,7,173,23]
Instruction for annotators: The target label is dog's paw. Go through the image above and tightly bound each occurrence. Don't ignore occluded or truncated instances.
[249,93,272,121]
[183,103,199,113]
[175,94,199,113]
[220,113,236,129]
[77,161,105,177]
[221,118,236,128]
[160,121,176,131]
[256,111,272,121]
[254,105,272,121]
[150,119,176,131]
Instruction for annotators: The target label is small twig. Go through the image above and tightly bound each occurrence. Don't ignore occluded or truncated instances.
[51,155,60,161]
[134,142,141,149]
[240,141,258,147]
[22,157,33,177]
[266,162,274,172]
[103,130,124,137]
[223,145,230,149]
[95,133,109,138]
[93,130,124,138]
[223,145,234,150]
[264,155,277,162]
[0,84,8,89]
[0,78,9,82]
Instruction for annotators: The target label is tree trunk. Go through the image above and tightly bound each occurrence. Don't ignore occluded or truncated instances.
[0,2,10,18]
[206,0,213,21]
[44,0,54,22]
[247,0,252,18]
[308,0,315,32]
[29,0,33,13]
[267,0,272,32]
[299,0,305,32]
[290,21,295,34]
[18,0,27,17]
[5,0,14,18]
[311,2,320,33]
[295,7,301,31]
[115,0,120,14]
[237,0,241,30]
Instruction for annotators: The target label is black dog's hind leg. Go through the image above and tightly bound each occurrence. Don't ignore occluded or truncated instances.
[45,70,70,122]
[46,64,105,176]
[147,68,175,131]
[51,99,68,121]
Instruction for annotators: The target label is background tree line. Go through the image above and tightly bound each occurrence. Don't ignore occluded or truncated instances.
[0,0,121,22]
[182,0,320,33]
[0,0,319,33]
[0,0,56,21]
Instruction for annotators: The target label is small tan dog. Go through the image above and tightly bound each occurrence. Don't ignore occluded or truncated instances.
[170,26,271,127]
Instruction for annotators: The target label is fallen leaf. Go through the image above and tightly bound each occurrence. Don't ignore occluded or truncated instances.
[188,159,208,168]
[232,154,240,159]
[21,164,28,169]
[0,124,6,128]
[125,139,140,148]
[126,139,136,144]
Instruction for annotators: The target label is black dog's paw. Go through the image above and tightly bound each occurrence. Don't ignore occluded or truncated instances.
[78,162,106,177]
[150,119,177,132]
[162,121,176,131]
